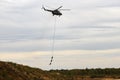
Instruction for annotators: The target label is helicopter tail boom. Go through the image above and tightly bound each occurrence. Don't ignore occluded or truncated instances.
[42,6,52,12]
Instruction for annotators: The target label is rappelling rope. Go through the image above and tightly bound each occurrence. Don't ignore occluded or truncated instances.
[49,16,57,65]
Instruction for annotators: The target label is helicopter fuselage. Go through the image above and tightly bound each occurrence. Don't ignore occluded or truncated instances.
[42,6,62,16]
[52,10,62,16]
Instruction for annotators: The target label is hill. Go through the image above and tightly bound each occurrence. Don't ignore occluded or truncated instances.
[0,61,51,80]
[0,61,120,80]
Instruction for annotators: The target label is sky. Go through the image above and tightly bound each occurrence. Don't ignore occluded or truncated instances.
[0,0,120,70]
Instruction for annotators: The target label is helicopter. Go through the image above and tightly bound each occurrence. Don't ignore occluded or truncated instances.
[42,6,70,16]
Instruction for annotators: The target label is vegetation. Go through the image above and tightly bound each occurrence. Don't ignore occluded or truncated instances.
[0,61,120,80]
[49,68,120,79]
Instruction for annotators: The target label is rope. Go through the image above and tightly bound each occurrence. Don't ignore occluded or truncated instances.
[49,16,57,65]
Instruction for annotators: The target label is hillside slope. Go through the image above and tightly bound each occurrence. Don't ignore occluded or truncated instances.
[0,61,51,80]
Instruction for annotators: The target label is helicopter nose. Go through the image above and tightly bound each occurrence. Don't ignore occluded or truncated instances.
[60,13,62,15]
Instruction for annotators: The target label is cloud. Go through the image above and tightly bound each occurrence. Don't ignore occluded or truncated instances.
[1,49,120,59]
[0,26,120,52]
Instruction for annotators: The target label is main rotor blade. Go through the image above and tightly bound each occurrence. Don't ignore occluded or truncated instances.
[56,6,63,10]
[59,9,70,11]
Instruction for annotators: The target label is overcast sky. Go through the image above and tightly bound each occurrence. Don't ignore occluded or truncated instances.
[0,0,120,70]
